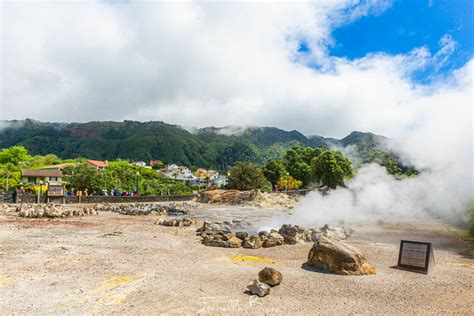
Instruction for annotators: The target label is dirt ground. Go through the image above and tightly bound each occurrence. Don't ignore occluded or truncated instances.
[0,203,473,315]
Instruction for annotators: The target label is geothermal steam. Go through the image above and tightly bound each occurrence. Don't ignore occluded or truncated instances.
[266,61,473,228]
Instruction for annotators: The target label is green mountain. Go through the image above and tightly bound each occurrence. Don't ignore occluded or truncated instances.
[0,119,387,170]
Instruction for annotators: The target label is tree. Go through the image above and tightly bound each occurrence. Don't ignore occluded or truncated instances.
[0,146,31,165]
[277,175,302,190]
[311,150,354,188]
[29,154,61,167]
[283,144,324,185]
[227,162,272,192]
[63,163,120,192]
[0,163,20,190]
[263,159,287,185]
[367,150,401,175]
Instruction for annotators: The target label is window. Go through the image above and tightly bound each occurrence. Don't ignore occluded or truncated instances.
[28,177,36,184]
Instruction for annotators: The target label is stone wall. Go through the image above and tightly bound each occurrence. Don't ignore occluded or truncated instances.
[4,192,194,204]
[16,191,38,203]
[77,195,195,204]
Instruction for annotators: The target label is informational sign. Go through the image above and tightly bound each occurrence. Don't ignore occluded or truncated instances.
[47,184,64,197]
[397,240,434,274]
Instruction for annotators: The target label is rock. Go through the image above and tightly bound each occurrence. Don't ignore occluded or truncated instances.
[247,279,270,297]
[17,204,98,219]
[203,239,228,247]
[196,221,232,234]
[201,231,234,247]
[97,202,192,216]
[243,236,263,249]
[196,220,250,236]
[155,218,197,227]
[262,232,284,248]
[235,231,249,240]
[278,224,307,244]
[227,236,243,248]
[320,224,350,241]
[258,267,282,286]
[307,236,376,275]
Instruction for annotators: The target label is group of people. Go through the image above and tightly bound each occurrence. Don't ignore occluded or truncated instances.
[64,188,140,197]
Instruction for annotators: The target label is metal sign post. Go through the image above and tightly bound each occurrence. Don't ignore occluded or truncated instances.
[397,240,435,274]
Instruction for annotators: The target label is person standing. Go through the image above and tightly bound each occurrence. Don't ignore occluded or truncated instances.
[12,188,18,203]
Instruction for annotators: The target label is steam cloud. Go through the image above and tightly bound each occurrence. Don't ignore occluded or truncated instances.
[267,61,473,227]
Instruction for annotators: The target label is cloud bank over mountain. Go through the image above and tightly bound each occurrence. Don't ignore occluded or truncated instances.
[1,1,471,139]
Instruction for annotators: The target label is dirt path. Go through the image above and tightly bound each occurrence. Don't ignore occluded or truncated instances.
[0,207,473,315]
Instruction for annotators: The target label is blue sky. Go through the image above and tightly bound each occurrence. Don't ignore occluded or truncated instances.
[329,0,473,82]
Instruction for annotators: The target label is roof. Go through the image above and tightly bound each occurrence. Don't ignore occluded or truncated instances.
[22,169,63,177]
[41,162,76,170]
[86,159,108,168]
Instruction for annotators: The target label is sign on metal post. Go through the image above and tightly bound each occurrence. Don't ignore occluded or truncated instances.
[47,184,64,197]
[397,240,435,274]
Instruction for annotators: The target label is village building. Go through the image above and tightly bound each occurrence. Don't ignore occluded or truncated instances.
[150,160,163,168]
[194,168,208,178]
[133,161,147,167]
[41,160,108,171]
[21,169,63,185]
[86,160,108,169]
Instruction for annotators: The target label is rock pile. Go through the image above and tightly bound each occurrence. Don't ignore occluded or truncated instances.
[95,202,195,216]
[278,224,313,244]
[314,224,354,241]
[199,189,297,208]
[196,220,251,234]
[307,236,376,275]
[18,204,98,218]
[196,220,251,248]
[0,204,17,213]
[154,218,197,227]
[198,222,353,249]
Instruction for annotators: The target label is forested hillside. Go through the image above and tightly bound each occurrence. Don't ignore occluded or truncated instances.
[0,119,387,170]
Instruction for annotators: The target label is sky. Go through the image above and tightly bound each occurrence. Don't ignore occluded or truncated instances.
[0,0,472,138]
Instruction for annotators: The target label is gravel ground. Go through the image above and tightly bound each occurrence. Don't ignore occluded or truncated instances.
[0,204,473,315]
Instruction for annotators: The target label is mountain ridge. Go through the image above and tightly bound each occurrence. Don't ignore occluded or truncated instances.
[0,119,387,170]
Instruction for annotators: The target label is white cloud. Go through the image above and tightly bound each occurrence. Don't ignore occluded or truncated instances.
[0,1,471,139]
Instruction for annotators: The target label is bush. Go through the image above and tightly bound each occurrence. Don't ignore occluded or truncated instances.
[228,162,272,193]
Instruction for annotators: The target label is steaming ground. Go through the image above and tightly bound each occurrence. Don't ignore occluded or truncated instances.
[1,204,473,315]
[261,161,473,231]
